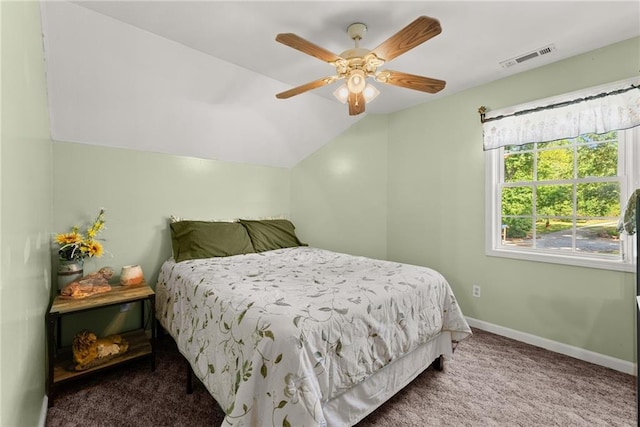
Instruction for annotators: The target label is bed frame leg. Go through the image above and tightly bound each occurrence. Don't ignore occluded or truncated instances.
[433,355,444,371]
[155,319,165,338]
[186,360,194,394]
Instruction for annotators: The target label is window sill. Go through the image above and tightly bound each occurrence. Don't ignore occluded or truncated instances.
[486,247,635,273]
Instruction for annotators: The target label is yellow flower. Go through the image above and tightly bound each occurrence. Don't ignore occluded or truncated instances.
[86,211,106,238]
[56,209,107,261]
[55,231,82,245]
[86,240,104,258]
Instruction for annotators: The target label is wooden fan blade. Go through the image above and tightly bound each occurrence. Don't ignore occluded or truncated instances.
[347,91,366,116]
[276,77,334,99]
[377,70,446,93]
[371,16,442,62]
[276,33,343,63]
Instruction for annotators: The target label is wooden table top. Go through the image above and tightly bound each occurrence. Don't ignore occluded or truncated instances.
[50,282,154,315]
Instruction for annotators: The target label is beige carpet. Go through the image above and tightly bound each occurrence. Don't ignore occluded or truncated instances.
[46,328,636,426]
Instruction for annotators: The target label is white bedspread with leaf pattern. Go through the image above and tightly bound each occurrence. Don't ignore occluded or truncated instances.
[156,247,471,427]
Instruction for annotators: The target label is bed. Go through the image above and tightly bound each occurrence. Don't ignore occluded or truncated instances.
[155,218,472,426]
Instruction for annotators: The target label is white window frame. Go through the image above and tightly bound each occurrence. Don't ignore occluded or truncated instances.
[485,127,639,272]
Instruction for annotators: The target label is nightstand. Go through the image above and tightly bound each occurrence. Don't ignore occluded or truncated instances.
[46,283,156,407]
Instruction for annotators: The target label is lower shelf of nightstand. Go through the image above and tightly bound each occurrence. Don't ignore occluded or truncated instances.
[52,329,152,384]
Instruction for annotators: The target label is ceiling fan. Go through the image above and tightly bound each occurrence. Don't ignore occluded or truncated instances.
[275,16,446,116]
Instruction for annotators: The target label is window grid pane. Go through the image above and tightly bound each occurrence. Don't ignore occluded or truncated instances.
[499,132,622,257]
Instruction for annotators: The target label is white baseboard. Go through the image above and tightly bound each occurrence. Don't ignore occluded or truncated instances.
[466,317,636,375]
[38,395,48,427]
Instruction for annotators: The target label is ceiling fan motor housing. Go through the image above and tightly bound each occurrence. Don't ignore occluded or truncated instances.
[337,23,384,81]
[339,47,370,60]
[341,22,370,70]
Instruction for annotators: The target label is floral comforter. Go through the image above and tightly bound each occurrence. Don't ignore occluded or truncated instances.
[156,247,471,427]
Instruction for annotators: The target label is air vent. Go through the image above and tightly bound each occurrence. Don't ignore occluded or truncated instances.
[499,44,557,68]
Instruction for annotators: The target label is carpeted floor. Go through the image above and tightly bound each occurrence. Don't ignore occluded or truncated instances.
[46,328,636,426]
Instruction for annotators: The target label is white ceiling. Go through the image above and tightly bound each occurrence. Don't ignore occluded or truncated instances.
[40,1,640,168]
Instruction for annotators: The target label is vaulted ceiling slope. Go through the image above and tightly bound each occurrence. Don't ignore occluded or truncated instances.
[40,1,640,168]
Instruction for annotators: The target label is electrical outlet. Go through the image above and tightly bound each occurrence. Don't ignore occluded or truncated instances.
[472,284,481,298]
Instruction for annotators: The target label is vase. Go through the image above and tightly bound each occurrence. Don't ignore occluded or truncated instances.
[57,259,84,292]
[120,264,144,286]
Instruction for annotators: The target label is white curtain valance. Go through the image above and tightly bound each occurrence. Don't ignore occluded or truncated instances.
[482,77,640,150]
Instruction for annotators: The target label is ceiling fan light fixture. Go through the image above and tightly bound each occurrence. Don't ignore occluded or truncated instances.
[363,83,380,103]
[334,83,379,105]
[333,84,349,104]
[347,69,366,94]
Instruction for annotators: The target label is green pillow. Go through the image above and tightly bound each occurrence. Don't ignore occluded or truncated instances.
[239,219,306,252]
[170,220,255,262]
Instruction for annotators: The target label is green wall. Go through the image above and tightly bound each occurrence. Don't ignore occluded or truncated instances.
[1,2,53,426]
[386,37,638,361]
[291,115,389,260]
[52,142,290,340]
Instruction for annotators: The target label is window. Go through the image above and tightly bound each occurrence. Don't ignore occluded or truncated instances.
[486,127,638,271]
[482,78,640,271]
